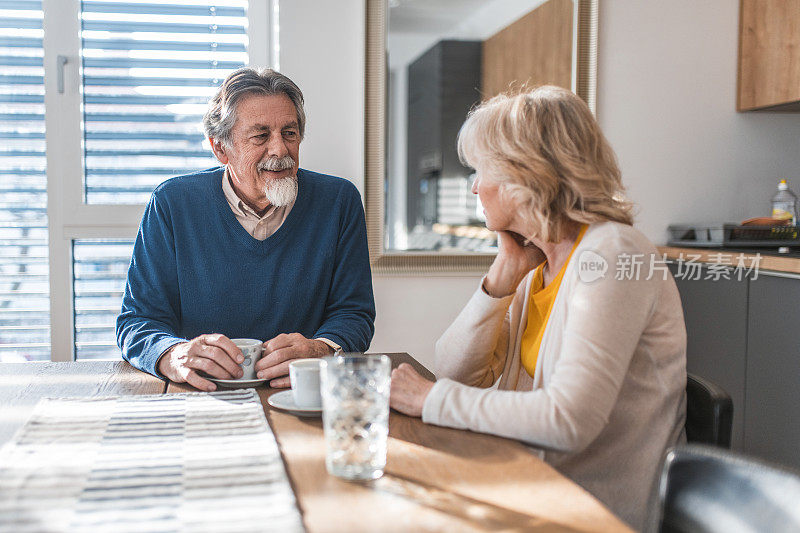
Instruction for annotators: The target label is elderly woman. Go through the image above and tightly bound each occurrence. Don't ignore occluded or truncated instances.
[390,86,686,530]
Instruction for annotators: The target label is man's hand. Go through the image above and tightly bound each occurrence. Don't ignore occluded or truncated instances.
[255,333,334,388]
[390,363,435,418]
[157,334,244,392]
[483,231,545,297]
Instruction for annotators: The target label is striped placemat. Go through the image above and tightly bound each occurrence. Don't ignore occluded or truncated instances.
[0,389,304,533]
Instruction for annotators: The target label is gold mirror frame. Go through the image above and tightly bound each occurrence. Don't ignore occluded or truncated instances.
[365,0,599,274]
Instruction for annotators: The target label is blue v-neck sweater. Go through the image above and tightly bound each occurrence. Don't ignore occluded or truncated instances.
[116,167,375,377]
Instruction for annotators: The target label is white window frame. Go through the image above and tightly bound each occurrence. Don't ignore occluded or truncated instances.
[39,0,271,361]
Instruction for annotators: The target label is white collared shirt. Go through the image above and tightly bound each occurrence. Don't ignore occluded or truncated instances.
[221,169,295,241]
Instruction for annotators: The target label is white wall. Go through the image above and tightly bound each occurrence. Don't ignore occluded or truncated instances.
[280,0,800,369]
[597,0,800,244]
[370,275,480,362]
[277,0,366,194]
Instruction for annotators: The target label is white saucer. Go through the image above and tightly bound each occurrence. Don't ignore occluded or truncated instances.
[267,390,322,417]
[208,377,267,389]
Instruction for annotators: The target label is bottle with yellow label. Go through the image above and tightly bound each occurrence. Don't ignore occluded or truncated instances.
[772,179,798,225]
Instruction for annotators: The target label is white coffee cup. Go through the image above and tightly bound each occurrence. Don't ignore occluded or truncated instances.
[232,338,264,380]
[289,359,322,408]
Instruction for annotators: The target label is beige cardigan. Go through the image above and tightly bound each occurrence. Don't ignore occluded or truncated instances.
[422,222,687,531]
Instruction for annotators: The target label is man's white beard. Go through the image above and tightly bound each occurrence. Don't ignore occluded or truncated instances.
[258,155,298,207]
[264,176,298,207]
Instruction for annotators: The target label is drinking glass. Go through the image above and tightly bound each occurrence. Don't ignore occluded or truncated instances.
[320,354,391,481]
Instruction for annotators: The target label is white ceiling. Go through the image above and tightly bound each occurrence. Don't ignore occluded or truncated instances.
[388,0,496,34]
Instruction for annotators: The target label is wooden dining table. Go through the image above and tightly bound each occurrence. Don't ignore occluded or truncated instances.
[1,355,632,532]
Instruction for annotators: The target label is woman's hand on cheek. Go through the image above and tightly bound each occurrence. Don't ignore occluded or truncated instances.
[483,231,545,297]
[390,363,435,418]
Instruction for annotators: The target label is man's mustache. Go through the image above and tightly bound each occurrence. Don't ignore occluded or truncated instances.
[258,156,295,172]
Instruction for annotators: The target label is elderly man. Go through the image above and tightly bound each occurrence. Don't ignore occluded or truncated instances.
[116,68,375,391]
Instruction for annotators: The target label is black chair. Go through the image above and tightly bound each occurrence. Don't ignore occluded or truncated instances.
[685,373,733,448]
[650,444,800,533]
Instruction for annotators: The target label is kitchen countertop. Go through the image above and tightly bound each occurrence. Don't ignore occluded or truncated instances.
[658,246,800,275]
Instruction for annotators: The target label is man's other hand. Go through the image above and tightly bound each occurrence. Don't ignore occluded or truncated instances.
[157,334,243,392]
[255,333,333,388]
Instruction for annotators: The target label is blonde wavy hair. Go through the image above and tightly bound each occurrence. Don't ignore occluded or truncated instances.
[457,85,634,243]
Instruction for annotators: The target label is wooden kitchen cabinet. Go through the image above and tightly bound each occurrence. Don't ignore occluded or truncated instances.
[481,0,573,98]
[737,0,800,111]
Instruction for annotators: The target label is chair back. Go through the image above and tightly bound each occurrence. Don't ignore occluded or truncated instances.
[685,374,732,448]
[652,445,800,533]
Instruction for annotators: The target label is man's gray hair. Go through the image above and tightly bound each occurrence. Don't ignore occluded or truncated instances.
[203,67,306,148]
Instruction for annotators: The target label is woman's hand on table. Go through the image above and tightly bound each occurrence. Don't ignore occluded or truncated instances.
[483,231,545,297]
[390,363,435,417]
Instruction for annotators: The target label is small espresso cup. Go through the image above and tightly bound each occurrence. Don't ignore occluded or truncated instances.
[231,338,264,380]
[289,359,322,409]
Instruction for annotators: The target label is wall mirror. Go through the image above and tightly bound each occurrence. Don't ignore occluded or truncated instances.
[365,0,598,273]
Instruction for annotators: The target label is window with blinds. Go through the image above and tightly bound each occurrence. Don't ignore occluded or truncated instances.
[81,0,249,204]
[73,239,133,359]
[73,0,249,358]
[0,1,251,361]
[0,0,49,362]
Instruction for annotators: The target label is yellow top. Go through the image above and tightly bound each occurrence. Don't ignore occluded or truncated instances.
[519,225,588,379]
